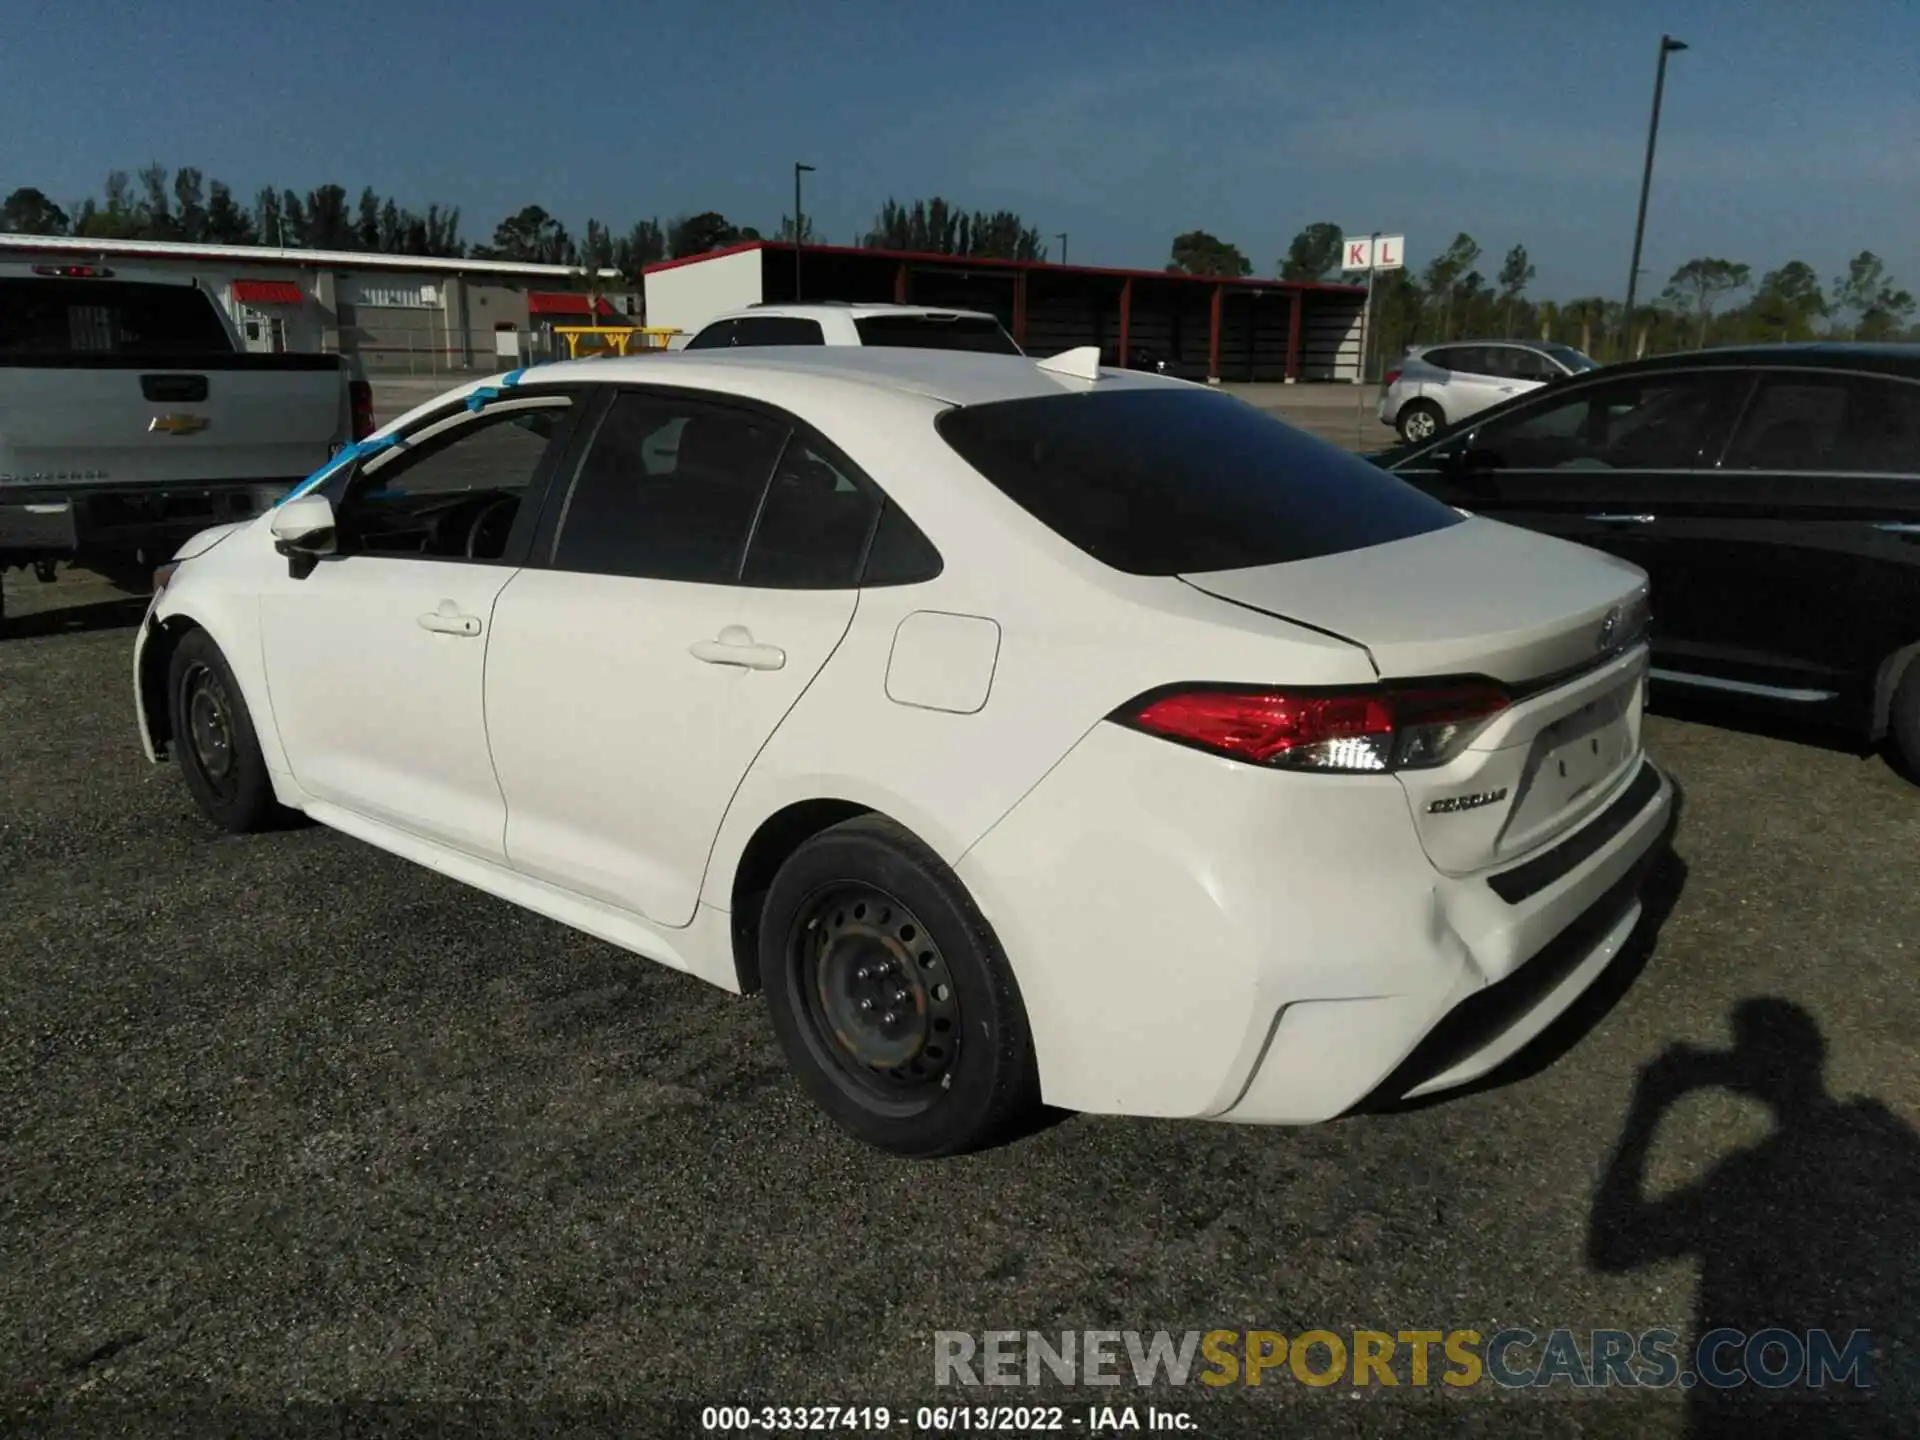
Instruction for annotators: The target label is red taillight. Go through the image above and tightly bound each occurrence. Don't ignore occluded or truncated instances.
[1116,682,1509,773]
[349,380,376,441]
[1382,369,1402,388]
[33,263,114,278]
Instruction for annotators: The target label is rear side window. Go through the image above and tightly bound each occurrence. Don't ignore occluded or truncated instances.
[732,316,826,346]
[1722,373,1920,474]
[854,314,1021,355]
[935,388,1461,575]
[0,278,232,356]
[682,320,736,350]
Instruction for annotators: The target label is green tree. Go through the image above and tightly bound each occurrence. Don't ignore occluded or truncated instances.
[354,187,382,250]
[1421,233,1481,341]
[1833,250,1916,340]
[73,171,146,239]
[1167,229,1252,277]
[667,211,746,259]
[137,162,175,239]
[1662,257,1752,348]
[479,204,573,264]
[172,168,208,244]
[1744,261,1827,342]
[279,190,308,247]
[1496,244,1535,336]
[0,186,70,234]
[304,184,355,250]
[204,182,254,244]
[862,198,1044,258]
[1279,222,1342,281]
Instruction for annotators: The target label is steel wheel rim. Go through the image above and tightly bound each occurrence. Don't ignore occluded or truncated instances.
[183,662,238,792]
[790,883,961,1100]
[1406,410,1436,441]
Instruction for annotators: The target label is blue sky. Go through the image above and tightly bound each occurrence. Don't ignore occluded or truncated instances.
[3,0,1916,299]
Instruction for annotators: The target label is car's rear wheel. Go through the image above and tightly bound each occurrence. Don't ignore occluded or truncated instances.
[168,628,284,833]
[760,815,1041,1157]
[1889,658,1920,784]
[1397,399,1445,444]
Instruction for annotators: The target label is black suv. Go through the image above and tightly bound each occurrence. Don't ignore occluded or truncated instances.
[1375,343,1920,777]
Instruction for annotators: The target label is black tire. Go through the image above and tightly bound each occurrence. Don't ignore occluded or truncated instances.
[760,814,1042,1158]
[167,628,284,833]
[1396,399,1445,444]
[1889,658,1920,784]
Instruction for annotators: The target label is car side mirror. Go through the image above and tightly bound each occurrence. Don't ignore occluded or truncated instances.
[271,493,337,579]
[1440,443,1503,488]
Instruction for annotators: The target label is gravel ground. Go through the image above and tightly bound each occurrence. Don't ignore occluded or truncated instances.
[2,383,1916,1437]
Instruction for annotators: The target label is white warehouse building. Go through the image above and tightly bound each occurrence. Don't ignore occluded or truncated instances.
[0,232,638,372]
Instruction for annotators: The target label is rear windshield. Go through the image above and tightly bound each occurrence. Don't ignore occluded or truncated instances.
[935,388,1461,575]
[0,278,232,357]
[854,314,1021,355]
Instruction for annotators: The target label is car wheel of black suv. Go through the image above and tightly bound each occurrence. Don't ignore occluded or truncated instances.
[168,628,286,833]
[1890,660,1920,784]
[760,814,1042,1158]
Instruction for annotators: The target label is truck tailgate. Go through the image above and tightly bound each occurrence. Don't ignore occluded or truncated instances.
[0,358,345,485]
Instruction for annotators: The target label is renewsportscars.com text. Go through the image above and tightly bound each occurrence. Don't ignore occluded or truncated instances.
[934,1328,1876,1391]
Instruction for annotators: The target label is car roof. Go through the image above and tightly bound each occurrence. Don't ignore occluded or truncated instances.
[721,302,1000,322]
[1596,341,1920,379]
[484,346,1192,408]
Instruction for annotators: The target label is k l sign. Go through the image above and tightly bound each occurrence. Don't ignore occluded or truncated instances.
[1340,235,1406,272]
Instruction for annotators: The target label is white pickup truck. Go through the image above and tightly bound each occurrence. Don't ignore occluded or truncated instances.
[0,261,372,620]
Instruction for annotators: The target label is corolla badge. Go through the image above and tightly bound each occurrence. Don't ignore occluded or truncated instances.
[1428,788,1509,815]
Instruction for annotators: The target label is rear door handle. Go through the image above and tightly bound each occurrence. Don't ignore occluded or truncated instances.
[689,625,786,671]
[1588,513,1657,524]
[418,602,482,637]
[1873,521,1920,536]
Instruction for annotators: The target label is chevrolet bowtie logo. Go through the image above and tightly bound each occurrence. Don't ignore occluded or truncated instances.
[148,413,209,435]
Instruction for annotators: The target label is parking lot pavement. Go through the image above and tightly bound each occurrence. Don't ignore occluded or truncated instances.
[4,604,1918,1433]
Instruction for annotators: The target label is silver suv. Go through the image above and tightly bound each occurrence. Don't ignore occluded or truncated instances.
[1378,340,1599,443]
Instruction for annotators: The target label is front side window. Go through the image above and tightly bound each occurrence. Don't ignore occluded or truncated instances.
[333,399,573,561]
[550,392,788,583]
[1465,371,1745,471]
[1722,373,1920,474]
[936,387,1460,576]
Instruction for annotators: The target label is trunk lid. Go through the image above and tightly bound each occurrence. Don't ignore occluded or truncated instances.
[1182,517,1653,875]
[0,362,347,487]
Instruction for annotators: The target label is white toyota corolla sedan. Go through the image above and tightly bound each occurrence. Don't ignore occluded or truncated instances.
[134,345,1672,1157]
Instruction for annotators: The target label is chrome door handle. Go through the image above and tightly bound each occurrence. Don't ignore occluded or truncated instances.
[418,603,482,637]
[1588,513,1656,524]
[689,625,786,671]
[1873,521,1920,535]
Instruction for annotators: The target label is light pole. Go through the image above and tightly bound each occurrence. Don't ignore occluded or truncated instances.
[793,162,815,300]
[1621,34,1687,356]
[1055,232,1068,266]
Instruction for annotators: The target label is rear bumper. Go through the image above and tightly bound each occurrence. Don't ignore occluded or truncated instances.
[957,725,1674,1123]
[2,480,297,562]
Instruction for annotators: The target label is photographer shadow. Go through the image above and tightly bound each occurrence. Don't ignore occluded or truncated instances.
[1588,998,1920,1436]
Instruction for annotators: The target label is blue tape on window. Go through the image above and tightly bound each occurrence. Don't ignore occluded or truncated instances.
[274,432,407,507]
[464,367,529,413]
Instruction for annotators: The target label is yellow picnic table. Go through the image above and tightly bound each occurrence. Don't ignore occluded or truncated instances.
[551,325,681,358]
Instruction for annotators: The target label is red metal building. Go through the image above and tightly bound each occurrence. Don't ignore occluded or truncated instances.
[642,241,1367,383]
